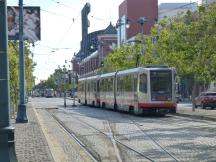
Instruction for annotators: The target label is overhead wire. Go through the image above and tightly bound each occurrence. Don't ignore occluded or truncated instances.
[56,11,81,46]
[48,0,112,23]
[40,8,75,20]
[23,1,200,55]
[49,0,78,11]
[35,43,78,50]
[23,2,81,51]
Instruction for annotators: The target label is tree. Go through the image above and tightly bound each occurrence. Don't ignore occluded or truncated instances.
[8,41,36,115]
[153,3,216,107]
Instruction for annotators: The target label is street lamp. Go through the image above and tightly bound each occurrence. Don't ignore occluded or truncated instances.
[0,0,17,161]
[126,16,147,67]
[72,71,76,107]
[138,17,146,57]
[16,0,28,123]
[63,65,67,107]
[63,60,72,107]
[116,17,130,47]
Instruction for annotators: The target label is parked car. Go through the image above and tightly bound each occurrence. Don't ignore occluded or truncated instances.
[194,92,216,109]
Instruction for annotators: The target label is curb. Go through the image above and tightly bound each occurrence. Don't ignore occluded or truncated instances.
[174,113,216,122]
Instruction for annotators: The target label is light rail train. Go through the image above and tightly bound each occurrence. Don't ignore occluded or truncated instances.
[78,66,177,115]
[44,88,55,98]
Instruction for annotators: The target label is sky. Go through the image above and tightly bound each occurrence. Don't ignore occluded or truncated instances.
[7,0,201,84]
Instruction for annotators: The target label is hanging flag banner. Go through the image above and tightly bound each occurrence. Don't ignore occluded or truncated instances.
[8,6,41,41]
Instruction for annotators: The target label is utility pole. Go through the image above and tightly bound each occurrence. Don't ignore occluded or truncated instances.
[72,71,76,107]
[116,18,122,48]
[137,17,146,67]
[63,65,67,107]
[138,17,146,58]
[16,0,28,123]
[0,0,17,161]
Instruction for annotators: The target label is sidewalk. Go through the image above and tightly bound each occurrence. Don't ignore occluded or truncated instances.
[176,104,216,122]
[12,103,54,162]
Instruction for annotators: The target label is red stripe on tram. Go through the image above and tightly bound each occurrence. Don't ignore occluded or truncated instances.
[138,102,176,108]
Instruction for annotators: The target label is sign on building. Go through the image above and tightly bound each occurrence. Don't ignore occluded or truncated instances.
[8,6,41,41]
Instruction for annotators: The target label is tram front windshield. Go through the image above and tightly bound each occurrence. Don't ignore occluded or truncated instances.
[150,70,172,101]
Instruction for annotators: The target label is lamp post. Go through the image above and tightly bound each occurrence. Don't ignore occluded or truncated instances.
[72,71,76,107]
[0,0,17,161]
[116,18,130,48]
[138,17,146,58]
[116,19,122,48]
[63,65,67,107]
[16,0,28,123]
[126,16,147,67]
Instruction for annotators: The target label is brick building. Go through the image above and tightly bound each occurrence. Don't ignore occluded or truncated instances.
[72,3,117,76]
[117,0,158,45]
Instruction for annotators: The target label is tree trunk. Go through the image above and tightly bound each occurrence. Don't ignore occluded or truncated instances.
[191,80,198,111]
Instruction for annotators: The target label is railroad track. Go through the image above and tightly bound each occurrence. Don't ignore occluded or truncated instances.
[120,113,181,162]
[47,109,155,162]
[46,109,100,162]
[48,105,216,162]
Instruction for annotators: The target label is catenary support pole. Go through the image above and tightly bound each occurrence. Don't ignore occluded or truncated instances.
[16,0,28,123]
[63,66,67,107]
[0,0,18,161]
[72,72,76,107]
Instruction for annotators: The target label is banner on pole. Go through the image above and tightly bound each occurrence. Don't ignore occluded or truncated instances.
[8,6,41,41]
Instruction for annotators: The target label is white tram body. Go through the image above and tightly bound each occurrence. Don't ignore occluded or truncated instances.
[78,77,86,104]
[85,75,100,107]
[78,66,177,115]
[99,72,116,109]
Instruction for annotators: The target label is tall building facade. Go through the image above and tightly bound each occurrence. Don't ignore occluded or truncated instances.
[72,3,117,76]
[118,0,158,44]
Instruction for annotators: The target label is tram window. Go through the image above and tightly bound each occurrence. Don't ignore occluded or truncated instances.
[124,75,132,92]
[106,79,109,92]
[97,80,100,92]
[117,76,123,92]
[78,82,84,92]
[100,79,104,91]
[150,70,172,95]
[107,78,110,91]
[109,78,113,91]
[94,81,96,92]
[87,83,90,92]
[133,75,138,92]
[91,81,93,92]
[139,73,147,93]
[105,79,108,92]
[101,80,104,91]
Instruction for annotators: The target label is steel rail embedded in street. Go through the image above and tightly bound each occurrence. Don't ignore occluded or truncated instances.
[58,108,156,162]
[46,109,100,162]
[126,115,180,162]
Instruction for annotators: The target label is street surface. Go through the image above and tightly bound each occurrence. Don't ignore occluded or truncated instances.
[32,97,216,162]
